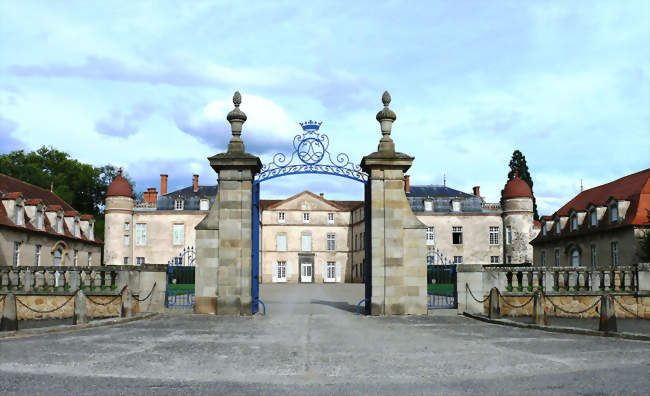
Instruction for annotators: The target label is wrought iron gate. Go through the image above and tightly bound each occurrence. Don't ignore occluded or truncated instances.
[166,246,196,308]
[427,252,457,309]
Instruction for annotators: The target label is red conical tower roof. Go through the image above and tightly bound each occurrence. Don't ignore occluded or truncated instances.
[502,170,533,199]
[106,169,133,197]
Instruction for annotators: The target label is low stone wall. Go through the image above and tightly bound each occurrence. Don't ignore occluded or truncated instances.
[0,293,140,320]
[482,294,650,319]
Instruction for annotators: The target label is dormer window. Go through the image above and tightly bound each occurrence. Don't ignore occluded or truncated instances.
[610,204,618,222]
[555,221,561,234]
[89,223,94,240]
[451,200,461,212]
[590,210,598,227]
[74,219,80,237]
[175,199,184,211]
[36,210,43,230]
[15,204,24,226]
[56,216,63,233]
[571,215,578,231]
[424,200,433,212]
[199,199,209,211]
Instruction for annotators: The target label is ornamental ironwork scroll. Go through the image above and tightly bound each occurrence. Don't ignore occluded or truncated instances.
[255,121,367,183]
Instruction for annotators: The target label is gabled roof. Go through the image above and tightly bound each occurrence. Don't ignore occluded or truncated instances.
[262,190,363,211]
[0,173,75,211]
[407,185,474,198]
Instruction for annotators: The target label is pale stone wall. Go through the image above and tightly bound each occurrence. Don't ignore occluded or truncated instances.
[104,196,134,266]
[0,294,125,320]
[351,205,365,283]
[503,197,537,264]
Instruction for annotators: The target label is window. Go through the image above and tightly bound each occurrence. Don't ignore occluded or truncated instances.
[489,226,499,245]
[453,256,463,264]
[590,210,598,227]
[278,212,286,224]
[56,216,63,233]
[326,261,336,281]
[554,249,560,266]
[135,223,147,246]
[74,220,80,237]
[360,232,364,249]
[490,256,499,264]
[13,242,20,266]
[15,205,23,225]
[277,261,287,281]
[174,199,184,210]
[611,242,618,266]
[199,199,209,211]
[54,249,62,266]
[327,233,336,251]
[452,226,463,245]
[571,250,579,267]
[542,225,547,236]
[507,256,512,264]
[328,213,334,224]
[277,233,287,251]
[123,257,129,265]
[173,224,184,246]
[124,235,130,246]
[136,257,145,265]
[35,245,41,266]
[591,245,597,267]
[452,201,461,212]
[610,205,618,222]
[73,249,78,266]
[555,221,561,234]
[124,222,130,231]
[89,224,94,240]
[424,200,433,212]
[426,227,435,245]
[541,251,546,267]
[505,226,512,244]
[301,234,311,251]
[36,210,43,229]
[88,252,92,266]
[303,213,310,224]
[571,215,578,231]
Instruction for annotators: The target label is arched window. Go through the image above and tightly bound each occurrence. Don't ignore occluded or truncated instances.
[610,204,619,222]
[571,250,580,267]
[571,215,578,231]
[590,210,598,227]
[555,221,561,234]
[53,248,63,266]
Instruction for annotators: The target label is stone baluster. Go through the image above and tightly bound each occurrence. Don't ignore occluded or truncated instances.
[0,269,6,290]
[537,270,544,291]
[629,270,636,291]
[527,271,533,292]
[553,270,559,291]
[609,270,615,290]
[23,269,33,292]
[506,271,513,291]
[69,269,81,292]
[100,270,106,290]
[110,271,117,290]
[619,270,626,290]
[599,270,606,290]
[516,271,523,291]
[584,271,590,291]
[563,271,570,291]
[88,270,96,291]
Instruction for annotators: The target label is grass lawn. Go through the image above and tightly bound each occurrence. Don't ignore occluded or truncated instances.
[168,284,195,294]
[428,283,454,296]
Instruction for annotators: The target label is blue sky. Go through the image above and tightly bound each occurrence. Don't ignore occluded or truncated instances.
[1,1,648,214]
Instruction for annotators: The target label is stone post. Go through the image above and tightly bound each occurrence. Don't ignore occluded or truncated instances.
[195,92,262,315]
[73,290,88,325]
[532,290,547,325]
[121,286,133,318]
[360,91,427,315]
[598,294,617,332]
[0,293,18,331]
[488,287,501,319]
[68,270,81,292]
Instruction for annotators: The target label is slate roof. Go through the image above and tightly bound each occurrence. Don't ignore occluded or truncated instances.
[407,185,474,198]
[155,185,218,211]
[407,184,487,213]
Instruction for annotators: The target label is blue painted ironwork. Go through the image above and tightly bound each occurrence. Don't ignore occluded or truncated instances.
[427,248,454,266]
[255,121,368,184]
[356,298,369,315]
[427,262,457,309]
[252,183,260,315]
[166,246,196,308]
[254,298,266,316]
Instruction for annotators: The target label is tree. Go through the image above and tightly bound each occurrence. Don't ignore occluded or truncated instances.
[0,146,135,241]
[505,150,539,220]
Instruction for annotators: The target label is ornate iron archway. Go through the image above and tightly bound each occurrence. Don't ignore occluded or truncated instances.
[251,121,371,314]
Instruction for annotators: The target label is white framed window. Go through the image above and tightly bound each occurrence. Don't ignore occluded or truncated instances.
[326,261,336,282]
[175,199,184,210]
[123,256,129,265]
[15,205,24,225]
[542,225,547,236]
[136,257,145,265]
[35,245,41,266]
[426,227,435,245]
[327,233,336,251]
[554,249,560,266]
[89,224,94,240]
[303,213,310,224]
[200,199,209,211]
[301,234,311,251]
[555,221,561,234]
[571,215,578,231]
[611,241,618,266]
[452,201,461,212]
[277,233,287,251]
[13,241,20,266]
[590,210,598,227]
[278,212,286,224]
[489,226,499,245]
[74,220,80,237]
[124,234,130,246]
[610,205,618,222]
[173,224,184,246]
[490,256,499,264]
[88,252,92,266]
[124,222,130,231]
[452,226,463,245]
[276,261,287,281]
[56,216,63,233]
[571,250,579,267]
[73,249,78,266]
[424,200,433,212]
[506,226,512,244]
[453,256,463,264]
[328,212,334,224]
[36,210,43,229]
[591,245,597,267]
[541,251,546,266]
[135,223,147,246]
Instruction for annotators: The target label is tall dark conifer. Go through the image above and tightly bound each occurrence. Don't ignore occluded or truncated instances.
[505,150,539,220]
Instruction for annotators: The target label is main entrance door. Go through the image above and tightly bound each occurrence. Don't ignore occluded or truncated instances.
[251,121,370,314]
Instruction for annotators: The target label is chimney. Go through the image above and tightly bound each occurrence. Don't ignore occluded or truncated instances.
[405,175,410,193]
[473,186,480,197]
[160,174,168,195]
[193,174,199,193]
[144,187,158,204]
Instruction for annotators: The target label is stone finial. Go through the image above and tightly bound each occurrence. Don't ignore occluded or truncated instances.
[376,90,396,155]
[226,91,247,154]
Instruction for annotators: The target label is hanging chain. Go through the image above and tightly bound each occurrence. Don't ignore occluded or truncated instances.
[497,290,535,309]
[546,296,601,315]
[86,294,122,306]
[612,296,642,319]
[465,283,489,303]
[131,282,156,302]
[15,292,77,314]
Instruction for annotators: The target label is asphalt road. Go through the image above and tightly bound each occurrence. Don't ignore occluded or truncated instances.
[0,284,648,395]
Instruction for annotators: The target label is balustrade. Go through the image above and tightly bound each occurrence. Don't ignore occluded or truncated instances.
[0,266,126,294]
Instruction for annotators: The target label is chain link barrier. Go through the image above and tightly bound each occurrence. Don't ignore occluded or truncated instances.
[15,291,78,314]
[497,289,535,309]
[612,296,642,319]
[465,283,489,303]
[85,293,122,306]
[132,282,156,302]
[546,295,601,315]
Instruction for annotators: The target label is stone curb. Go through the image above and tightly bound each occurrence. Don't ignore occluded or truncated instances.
[463,312,650,342]
[0,312,159,340]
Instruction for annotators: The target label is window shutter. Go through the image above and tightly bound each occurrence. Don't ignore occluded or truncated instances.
[272,261,278,283]
[335,262,341,283]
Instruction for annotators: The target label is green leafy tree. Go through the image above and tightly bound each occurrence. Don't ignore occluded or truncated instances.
[0,147,135,241]
[639,210,650,261]
[504,150,539,220]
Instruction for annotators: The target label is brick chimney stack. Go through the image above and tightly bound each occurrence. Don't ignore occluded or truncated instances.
[193,174,199,192]
[473,186,481,197]
[160,174,168,195]
[144,187,158,204]
[405,175,410,193]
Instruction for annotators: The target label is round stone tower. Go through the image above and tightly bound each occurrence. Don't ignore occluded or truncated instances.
[104,169,134,265]
[501,171,535,264]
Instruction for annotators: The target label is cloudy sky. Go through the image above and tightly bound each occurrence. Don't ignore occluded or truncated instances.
[1,1,648,214]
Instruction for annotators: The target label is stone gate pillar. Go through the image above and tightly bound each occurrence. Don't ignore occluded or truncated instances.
[195,92,261,315]
[360,92,428,315]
